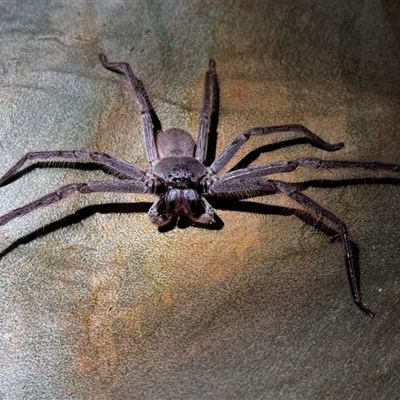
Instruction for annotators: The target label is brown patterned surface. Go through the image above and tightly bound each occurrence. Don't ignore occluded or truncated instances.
[0,1,399,398]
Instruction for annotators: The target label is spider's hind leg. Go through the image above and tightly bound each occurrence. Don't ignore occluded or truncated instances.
[208,175,374,316]
[272,179,375,317]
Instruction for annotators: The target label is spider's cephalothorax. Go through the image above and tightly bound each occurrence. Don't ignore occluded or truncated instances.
[148,128,214,226]
[0,53,399,317]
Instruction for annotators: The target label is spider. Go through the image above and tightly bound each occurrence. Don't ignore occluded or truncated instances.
[0,53,399,318]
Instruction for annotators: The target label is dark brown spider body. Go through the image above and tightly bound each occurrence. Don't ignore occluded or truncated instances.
[0,53,399,318]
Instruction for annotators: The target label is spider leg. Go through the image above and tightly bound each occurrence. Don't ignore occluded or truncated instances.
[0,180,148,227]
[196,59,218,163]
[207,177,374,317]
[272,180,374,317]
[219,158,400,181]
[0,150,146,187]
[99,53,161,166]
[288,158,400,173]
[210,125,344,174]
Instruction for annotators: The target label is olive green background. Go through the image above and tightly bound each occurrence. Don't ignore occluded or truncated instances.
[0,1,399,399]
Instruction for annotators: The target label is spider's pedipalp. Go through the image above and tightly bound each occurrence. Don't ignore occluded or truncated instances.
[147,189,214,227]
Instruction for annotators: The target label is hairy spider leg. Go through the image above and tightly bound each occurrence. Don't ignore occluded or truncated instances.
[0,180,148,227]
[196,59,218,163]
[210,125,345,174]
[217,158,400,182]
[99,53,162,167]
[0,150,145,187]
[208,176,378,317]
[273,180,375,317]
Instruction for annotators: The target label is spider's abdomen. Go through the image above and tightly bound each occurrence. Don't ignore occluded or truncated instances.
[156,128,196,158]
[153,156,207,188]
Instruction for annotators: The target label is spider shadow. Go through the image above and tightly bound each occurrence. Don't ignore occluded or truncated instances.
[0,202,152,261]
[1,114,398,299]
[1,176,398,298]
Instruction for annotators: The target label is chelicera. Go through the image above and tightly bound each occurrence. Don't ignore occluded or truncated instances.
[1,54,399,317]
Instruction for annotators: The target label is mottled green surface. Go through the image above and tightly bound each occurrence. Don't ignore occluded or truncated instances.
[0,1,399,399]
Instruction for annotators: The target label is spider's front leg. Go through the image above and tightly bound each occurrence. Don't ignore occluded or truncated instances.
[0,150,146,187]
[196,59,219,164]
[99,53,162,167]
[208,177,374,317]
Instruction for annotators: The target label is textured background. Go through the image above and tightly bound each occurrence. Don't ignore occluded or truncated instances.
[0,1,399,399]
